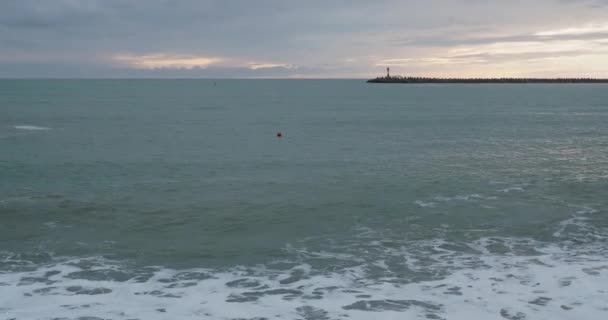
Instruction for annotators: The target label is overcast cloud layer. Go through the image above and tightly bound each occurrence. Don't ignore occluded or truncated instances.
[1,0,608,78]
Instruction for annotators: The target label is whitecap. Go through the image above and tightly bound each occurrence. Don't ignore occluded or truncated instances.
[43,222,57,229]
[1,208,606,320]
[433,193,488,202]
[414,200,436,208]
[13,125,51,131]
[498,186,525,193]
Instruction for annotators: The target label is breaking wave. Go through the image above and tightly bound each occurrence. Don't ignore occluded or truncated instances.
[13,125,51,131]
[1,221,606,319]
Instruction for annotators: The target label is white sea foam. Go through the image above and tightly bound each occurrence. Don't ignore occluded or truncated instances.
[43,221,57,229]
[553,207,602,241]
[13,125,51,131]
[498,186,525,193]
[1,208,606,320]
[424,193,498,205]
[1,240,607,320]
[414,200,436,208]
[434,194,484,202]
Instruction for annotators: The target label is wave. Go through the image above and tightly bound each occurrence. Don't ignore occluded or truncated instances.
[1,245,606,319]
[414,200,436,208]
[13,125,51,131]
[414,193,498,208]
[498,186,526,193]
[0,207,606,320]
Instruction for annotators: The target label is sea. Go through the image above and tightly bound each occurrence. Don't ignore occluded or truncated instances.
[1,80,607,320]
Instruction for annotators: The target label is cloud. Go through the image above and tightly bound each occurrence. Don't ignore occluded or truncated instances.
[248,63,297,70]
[535,23,608,36]
[2,0,608,77]
[375,57,485,66]
[449,40,600,57]
[113,54,223,69]
[374,18,608,77]
[112,53,297,72]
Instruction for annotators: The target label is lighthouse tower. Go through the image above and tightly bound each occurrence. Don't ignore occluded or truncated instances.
[386,67,390,78]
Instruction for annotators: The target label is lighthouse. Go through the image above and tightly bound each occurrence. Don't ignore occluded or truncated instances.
[386,67,390,78]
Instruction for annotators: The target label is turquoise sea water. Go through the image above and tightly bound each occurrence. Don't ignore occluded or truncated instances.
[1,80,607,319]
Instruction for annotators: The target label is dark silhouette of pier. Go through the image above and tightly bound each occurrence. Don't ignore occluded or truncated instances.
[368,69,608,84]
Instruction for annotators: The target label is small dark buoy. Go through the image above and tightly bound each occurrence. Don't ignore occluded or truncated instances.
[276,131,283,138]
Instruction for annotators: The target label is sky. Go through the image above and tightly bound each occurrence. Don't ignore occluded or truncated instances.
[1,0,608,78]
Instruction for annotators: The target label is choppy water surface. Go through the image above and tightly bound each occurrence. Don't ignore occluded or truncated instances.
[1,80,607,319]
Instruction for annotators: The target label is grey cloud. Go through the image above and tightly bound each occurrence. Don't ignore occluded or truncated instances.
[391,31,608,48]
[0,62,331,79]
[0,0,111,28]
[1,0,608,77]
[449,50,595,64]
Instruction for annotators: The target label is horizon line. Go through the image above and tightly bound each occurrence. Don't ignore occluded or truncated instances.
[0,77,369,80]
[2,75,607,80]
